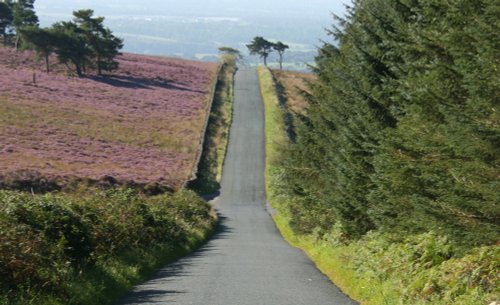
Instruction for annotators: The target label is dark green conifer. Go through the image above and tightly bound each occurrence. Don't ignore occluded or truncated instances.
[278,0,499,247]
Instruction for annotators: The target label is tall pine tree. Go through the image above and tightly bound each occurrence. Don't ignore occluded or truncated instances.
[277,0,499,247]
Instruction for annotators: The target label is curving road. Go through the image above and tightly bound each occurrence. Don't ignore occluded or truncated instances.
[117,68,358,305]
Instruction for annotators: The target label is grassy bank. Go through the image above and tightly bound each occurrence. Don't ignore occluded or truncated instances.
[0,188,216,305]
[189,58,236,195]
[258,66,499,305]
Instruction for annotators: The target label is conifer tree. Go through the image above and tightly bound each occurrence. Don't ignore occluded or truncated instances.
[272,41,289,70]
[366,0,500,246]
[277,0,499,247]
[72,9,123,75]
[12,0,38,49]
[247,36,273,66]
[45,10,122,76]
[19,25,56,72]
[51,21,88,76]
[0,0,13,45]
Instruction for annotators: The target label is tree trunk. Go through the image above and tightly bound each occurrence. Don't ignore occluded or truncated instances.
[75,64,83,77]
[14,35,19,50]
[97,55,102,75]
[264,55,267,66]
[44,53,50,73]
[279,53,283,70]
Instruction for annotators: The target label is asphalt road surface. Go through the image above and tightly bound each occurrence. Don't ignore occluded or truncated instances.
[117,69,358,305]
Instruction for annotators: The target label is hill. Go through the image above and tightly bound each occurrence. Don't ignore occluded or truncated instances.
[34,0,350,67]
[0,46,219,192]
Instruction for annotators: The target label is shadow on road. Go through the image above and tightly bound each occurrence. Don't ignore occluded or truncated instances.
[120,289,184,304]
[116,214,233,304]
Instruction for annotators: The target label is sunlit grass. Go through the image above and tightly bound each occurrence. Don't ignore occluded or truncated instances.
[0,97,201,151]
[271,69,315,114]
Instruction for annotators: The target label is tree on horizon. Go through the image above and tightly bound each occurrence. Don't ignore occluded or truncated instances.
[272,41,289,70]
[247,36,273,66]
[218,46,242,64]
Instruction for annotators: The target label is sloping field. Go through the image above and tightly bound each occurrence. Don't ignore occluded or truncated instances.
[271,69,315,114]
[0,46,219,191]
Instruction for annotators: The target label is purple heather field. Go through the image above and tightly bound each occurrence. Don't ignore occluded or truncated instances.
[0,46,219,190]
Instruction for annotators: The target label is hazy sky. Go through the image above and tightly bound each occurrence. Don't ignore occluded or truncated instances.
[35,1,351,19]
[34,0,352,61]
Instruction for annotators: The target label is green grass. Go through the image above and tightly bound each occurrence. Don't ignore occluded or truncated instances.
[0,188,217,305]
[257,67,288,167]
[257,66,500,305]
[63,229,212,305]
[189,59,236,195]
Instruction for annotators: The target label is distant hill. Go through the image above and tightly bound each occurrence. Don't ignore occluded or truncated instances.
[34,0,350,66]
[0,46,219,192]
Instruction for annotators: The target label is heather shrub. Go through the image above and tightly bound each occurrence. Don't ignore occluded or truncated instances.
[0,47,219,191]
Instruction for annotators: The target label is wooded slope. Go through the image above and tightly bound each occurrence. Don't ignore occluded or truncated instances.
[278,0,499,249]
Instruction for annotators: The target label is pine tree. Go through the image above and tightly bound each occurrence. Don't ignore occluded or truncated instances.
[277,0,499,247]
[72,9,123,75]
[247,36,273,66]
[272,41,289,70]
[47,10,123,76]
[19,25,56,72]
[12,0,38,49]
[0,1,13,45]
[51,21,88,76]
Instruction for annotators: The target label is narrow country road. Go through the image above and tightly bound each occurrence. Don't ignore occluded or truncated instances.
[117,69,358,305]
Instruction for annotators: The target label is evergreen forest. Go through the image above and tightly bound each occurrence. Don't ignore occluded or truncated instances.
[281,0,498,250]
[267,0,499,302]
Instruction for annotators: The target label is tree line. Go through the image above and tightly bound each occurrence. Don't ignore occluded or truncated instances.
[247,36,289,70]
[276,0,499,250]
[0,0,122,76]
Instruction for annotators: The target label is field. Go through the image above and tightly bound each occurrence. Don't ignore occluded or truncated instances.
[0,46,219,191]
[271,69,315,114]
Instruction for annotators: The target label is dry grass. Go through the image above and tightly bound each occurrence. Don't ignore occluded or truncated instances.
[271,69,316,114]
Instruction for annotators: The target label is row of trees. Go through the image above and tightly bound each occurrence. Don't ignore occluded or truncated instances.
[247,36,289,69]
[276,0,499,250]
[0,1,122,76]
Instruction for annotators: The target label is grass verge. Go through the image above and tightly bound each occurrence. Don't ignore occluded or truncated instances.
[258,66,499,305]
[0,188,216,305]
[189,59,236,195]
